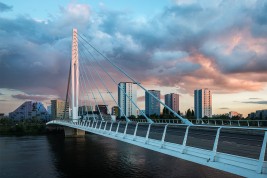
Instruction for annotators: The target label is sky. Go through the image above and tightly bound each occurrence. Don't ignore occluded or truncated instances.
[0,0,267,116]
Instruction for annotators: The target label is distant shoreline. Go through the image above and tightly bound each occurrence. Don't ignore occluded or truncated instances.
[0,118,63,135]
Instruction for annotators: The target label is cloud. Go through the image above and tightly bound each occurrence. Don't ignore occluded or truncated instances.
[242,101,267,105]
[137,96,145,102]
[12,94,49,101]
[0,3,94,101]
[219,107,229,110]
[0,2,12,12]
[87,1,267,94]
[1,0,267,102]
[249,98,261,100]
[0,92,3,95]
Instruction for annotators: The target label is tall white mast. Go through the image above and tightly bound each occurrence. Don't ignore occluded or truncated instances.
[71,28,79,121]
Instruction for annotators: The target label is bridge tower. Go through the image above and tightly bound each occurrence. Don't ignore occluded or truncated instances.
[71,28,79,121]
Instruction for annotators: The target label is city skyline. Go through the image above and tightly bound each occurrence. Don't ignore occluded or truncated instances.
[0,0,267,117]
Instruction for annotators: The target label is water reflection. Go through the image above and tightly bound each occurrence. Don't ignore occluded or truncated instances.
[0,136,58,178]
[0,134,240,178]
[47,133,240,178]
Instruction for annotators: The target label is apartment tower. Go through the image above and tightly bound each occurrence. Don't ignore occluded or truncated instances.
[118,82,137,117]
[194,88,212,119]
[145,90,160,116]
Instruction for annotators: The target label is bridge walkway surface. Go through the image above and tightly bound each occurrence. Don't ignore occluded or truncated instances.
[47,120,267,178]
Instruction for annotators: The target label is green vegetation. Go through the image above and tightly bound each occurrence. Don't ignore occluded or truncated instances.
[0,118,47,135]
[211,114,243,120]
[185,108,195,120]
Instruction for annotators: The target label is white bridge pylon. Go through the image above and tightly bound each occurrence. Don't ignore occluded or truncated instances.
[71,29,79,121]
[67,28,192,125]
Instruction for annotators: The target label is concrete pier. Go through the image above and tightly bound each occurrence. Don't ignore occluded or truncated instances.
[64,127,85,137]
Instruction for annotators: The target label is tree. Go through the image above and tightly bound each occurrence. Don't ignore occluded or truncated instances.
[202,116,208,120]
[138,115,146,120]
[120,116,126,121]
[186,109,192,118]
[129,115,136,120]
[163,107,168,115]
[150,114,159,119]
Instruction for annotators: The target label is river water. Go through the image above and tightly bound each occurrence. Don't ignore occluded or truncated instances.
[0,134,240,178]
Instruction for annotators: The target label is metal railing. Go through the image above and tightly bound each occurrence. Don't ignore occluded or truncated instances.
[193,119,267,127]
[130,119,267,127]
[47,120,267,178]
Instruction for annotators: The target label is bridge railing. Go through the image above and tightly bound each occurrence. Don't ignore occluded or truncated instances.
[191,119,267,127]
[130,119,267,127]
[47,120,267,177]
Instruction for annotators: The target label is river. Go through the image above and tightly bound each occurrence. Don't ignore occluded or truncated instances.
[0,134,240,178]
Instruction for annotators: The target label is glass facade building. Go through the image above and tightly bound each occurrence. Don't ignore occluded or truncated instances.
[194,89,212,119]
[145,90,160,116]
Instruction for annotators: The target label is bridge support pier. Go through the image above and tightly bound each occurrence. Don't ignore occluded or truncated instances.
[64,127,85,137]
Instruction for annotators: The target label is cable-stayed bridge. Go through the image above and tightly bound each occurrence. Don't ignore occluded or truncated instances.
[47,29,267,178]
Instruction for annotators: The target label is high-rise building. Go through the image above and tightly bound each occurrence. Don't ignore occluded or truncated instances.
[164,93,180,113]
[111,106,119,116]
[51,99,69,120]
[255,110,267,120]
[78,105,93,115]
[194,89,212,119]
[118,82,137,117]
[248,109,267,120]
[145,90,160,116]
[9,101,49,121]
[95,105,108,114]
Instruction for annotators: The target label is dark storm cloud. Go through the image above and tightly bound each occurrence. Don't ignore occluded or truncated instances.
[251,1,267,38]
[94,1,267,93]
[12,94,48,101]
[0,4,91,98]
[219,107,229,110]
[99,10,129,35]
[0,2,12,12]
[164,3,203,17]
[0,17,51,43]
[1,0,267,99]
[242,101,267,105]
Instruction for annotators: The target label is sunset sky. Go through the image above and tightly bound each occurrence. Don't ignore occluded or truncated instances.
[0,0,267,116]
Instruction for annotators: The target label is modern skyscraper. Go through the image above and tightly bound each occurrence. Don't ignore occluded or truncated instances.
[118,82,137,117]
[194,88,212,119]
[164,93,180,113]
[145,90,160,116]
[51,99,69,120]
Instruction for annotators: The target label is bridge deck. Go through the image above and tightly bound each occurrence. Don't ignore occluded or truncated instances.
[47,120,267,178]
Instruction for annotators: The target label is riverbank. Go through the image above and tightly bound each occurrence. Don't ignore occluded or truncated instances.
[0,118,55,135]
